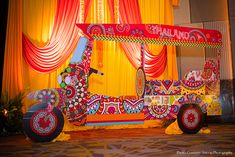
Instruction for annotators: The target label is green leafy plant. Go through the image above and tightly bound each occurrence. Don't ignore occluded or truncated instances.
[0,92,24,135]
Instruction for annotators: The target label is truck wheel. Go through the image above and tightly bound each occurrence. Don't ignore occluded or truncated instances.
[177,104,204,134]
[23,103,64,142]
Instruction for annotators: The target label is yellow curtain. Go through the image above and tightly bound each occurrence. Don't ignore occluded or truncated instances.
[22,0,73,89]
[22,0,78,112]
[87,0,178,96]
[2,0,23,98]
[86,0,137,96]
[23,0,57,45]
[2,0,74,112]
[138,0,178,80]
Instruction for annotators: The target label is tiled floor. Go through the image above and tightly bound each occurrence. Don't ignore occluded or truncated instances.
[0,124,234,157]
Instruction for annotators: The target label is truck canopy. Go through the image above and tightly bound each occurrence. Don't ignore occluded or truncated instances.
[77,24,222,49]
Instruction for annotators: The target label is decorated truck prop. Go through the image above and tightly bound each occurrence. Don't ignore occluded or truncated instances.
[23,24,222,142]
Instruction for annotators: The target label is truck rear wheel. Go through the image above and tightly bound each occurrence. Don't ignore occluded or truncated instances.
[177,104,204,134]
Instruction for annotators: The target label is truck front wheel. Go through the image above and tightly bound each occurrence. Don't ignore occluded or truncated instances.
[23,103,64,142]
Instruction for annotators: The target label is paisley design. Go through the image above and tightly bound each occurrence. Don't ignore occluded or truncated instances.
[106,26,115,35]
[87,95,102,115]
[116,24,130,32]
[144,96,174,120]
[189,29,207,42]
[86,95,129,115]
[148,105,171,119]
[123,99,144,114]
[65,85,76,99]
[177,94,207,114]
[145,24,157,34]
[181,80,204,90]
[145,80,181,95]
[202,59,218,81]
[63,78,87,126]
[130,29,144,37]
[178,97,185,104]
[87,24,105,34]
[181,80,205,95]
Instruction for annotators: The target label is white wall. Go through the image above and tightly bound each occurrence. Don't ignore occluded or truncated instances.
[176,23,205,79]
[174,0,233,79]
[174,0,191,25]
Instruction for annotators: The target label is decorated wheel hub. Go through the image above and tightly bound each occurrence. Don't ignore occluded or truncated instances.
[30,109,58,136]
[36,89,57,105]
[182,107,200,129]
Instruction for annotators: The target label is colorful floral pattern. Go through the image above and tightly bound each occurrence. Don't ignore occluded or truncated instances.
[144,96,179,120]
[123,99,144,114]
[177,94,207,113]
[145,80,181,95]
[181,80,205,95]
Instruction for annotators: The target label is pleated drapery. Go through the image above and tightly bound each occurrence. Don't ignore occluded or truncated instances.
[2,0,23,98]
[23,0,92,73]
[2,0,179,110]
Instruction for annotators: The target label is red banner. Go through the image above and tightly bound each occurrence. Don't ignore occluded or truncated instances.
[77,24,222,48]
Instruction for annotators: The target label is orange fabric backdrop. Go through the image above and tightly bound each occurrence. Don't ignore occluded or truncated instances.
[2,0,179,113]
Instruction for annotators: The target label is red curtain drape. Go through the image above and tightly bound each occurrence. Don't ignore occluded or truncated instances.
[108,0,167,77]
[22,0,92,73]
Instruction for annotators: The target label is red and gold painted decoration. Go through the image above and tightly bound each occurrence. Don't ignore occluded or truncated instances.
[203,59,220,96]
[86,94,144,125]
[177,94,207,114]
[27,88,67,111]
[86,95,125,115]
[145,80,181,95]
[203,95,222,116]
[77,24,222,48]
[143,93,208,120]
[184,59,219,82]
[144,95,180,120]
[181,80,205,95]
[184,70,203,81]
[202,60,218,80]
[57,42,92,126]
[205,80,220,96]
[86,94,144,115]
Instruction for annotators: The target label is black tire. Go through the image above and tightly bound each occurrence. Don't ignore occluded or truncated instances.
[177,104,204,134]
[23,103,64,142]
